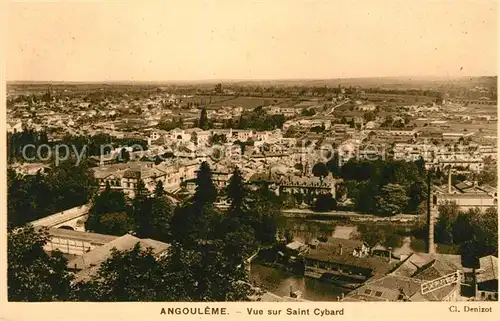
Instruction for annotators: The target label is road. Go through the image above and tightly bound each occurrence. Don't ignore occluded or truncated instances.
[282,208,418,222]
[325,100,349,116]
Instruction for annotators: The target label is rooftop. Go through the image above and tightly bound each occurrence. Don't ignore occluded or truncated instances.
[477,255,498,284]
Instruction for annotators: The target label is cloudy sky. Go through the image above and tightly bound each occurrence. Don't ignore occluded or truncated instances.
[6,1,498,81]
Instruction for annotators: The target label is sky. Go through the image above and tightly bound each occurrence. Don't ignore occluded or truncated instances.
[5,1,498,81]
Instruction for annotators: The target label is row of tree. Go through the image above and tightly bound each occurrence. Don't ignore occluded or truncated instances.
[7,129,148,163]
[7,129,49,162]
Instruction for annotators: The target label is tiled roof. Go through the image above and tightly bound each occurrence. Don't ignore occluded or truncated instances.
[70,234,170,283]
[123,169,141,179]
[46,227,118,244]
[477,255,498,284]
[279,175,335,188]
[345,273,458,302]
[305,246,396,275]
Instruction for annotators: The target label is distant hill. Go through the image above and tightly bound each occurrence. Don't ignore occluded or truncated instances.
[7,76,497,90]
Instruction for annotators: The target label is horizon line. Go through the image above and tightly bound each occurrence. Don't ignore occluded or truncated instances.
[6,74,498,85]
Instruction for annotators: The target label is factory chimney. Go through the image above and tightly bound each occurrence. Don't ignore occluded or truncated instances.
[448,167,452,194]
[427,172,436,254]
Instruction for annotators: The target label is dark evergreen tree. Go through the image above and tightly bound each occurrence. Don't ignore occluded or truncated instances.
[226,168,246,216]
[193,162,217,206]
[198,107,209,130]
[133,179,153,238]
[154,180,165,198]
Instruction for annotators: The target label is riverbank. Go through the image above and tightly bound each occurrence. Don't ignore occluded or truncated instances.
[250,262,350,301]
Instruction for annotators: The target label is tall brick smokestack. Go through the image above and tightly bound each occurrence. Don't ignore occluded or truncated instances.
[427,171,435,254]
[448,166,452,194]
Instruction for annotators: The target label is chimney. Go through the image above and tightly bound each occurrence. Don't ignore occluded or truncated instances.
[448,167,452,194]
[427,172,436,254]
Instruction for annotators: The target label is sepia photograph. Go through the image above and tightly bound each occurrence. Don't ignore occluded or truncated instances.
[2,0,498,314]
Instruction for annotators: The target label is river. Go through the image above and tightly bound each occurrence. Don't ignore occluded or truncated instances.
[248,218,416,301]
[249,262,350,301]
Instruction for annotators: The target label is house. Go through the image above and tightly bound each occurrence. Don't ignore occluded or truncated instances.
[432,181,497,212]
[285,241,309,256]
[343,252,464,302]
[475,255,498,301]
[92,162,169,198]
[69,234,170,283]
[277,175,337,198]
[304,238,394,284]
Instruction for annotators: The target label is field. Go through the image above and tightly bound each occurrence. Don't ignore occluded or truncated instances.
[183,95,292,110]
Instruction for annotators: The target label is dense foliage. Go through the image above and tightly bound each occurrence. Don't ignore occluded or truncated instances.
[8,226,73,301]
[434,203,498,258]
[238,106,286,131]
[7,129,148,163]
[7,160,97,228]
[336,159,427,215]
[9,162,282,301]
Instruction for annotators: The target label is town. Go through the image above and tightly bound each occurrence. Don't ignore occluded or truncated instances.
[5,0,498,309]
[7,78,498,302]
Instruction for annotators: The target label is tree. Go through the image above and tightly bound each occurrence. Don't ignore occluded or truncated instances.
[313,193,337,212]
[326,152,341,177]
[407,181,427,213]
[98,212,135,236]
[355,225,385,248]
[133,179,153,238]
[472,207,498,257]
[198,108,209,130]
[171,162,219,246]
[294,163,304,172]
[8,226,72,301]
[193,162,217,206]
[414,157,425,174]
[312,162,329,179]
[248,187,283,245]
[375,184,408,216]
[72,243,173,301]
[149,196,174,242]
[477,167,497,187]
[452,209,476,244]
[209,133,227,146]
[118,148,130,162]
[163,241,258,301]
[154,180,165,198]
[226,168,247,217]
[86,185,130,234]
[435,202,460,244]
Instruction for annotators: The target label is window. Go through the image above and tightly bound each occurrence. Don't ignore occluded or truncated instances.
[364,289,372,295]
[375,291,383,297]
